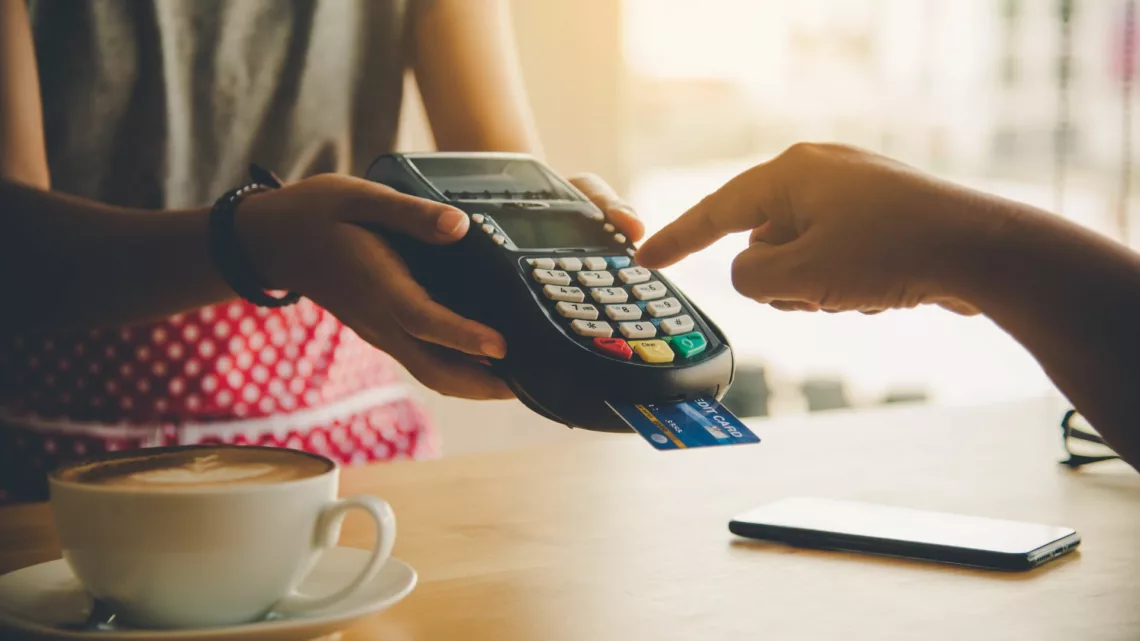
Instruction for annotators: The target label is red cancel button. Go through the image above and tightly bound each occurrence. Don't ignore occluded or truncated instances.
[593,337,633,360]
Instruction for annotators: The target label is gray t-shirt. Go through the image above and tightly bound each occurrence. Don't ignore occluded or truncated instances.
[29,0,410,208]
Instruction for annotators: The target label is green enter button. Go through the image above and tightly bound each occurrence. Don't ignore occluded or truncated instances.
[668,332,707,358]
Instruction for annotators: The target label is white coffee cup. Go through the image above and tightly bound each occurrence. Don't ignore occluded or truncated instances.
[48,445,395,629]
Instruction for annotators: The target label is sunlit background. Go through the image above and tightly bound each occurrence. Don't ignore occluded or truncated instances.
[400,0,1138,449]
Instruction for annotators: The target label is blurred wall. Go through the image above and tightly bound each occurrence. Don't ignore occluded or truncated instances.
[396,0,628,454]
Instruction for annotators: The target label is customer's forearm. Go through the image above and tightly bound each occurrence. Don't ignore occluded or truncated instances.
[0,181,236,334]
[952,196,1140,467]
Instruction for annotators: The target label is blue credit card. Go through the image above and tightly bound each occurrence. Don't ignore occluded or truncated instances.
[606,397,760,450]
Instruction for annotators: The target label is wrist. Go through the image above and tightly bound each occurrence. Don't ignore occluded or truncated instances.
[231,190,289,291]
[212,184,300,305]
[930,186,1033,308]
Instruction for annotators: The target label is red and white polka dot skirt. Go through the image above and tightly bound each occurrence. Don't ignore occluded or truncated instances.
[0,298,438,503]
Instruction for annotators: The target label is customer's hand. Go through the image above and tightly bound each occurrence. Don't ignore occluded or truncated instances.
[235,174,513,399]
[569,174,646,242]
[635,143,1009,315]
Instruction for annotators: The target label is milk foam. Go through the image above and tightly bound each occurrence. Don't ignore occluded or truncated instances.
[58,447,331,488]
[129,454,277,485]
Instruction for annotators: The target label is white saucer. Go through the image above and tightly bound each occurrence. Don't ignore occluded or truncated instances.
[0,547,416,640]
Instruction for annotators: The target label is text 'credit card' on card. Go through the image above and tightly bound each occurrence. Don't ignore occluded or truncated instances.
[606,398,760,451]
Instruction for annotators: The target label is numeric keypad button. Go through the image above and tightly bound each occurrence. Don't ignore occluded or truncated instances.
[571,319,613,337]
[646,297,682,318]
[660,314,695,336]
[528,257,556,270]
[590,287,628,304]
[557,257,583,271]
[582,256,608,271]
[533,269,571,286]
[618,266,651,284]
[605,304,641,321]
[543,285,585,302]
[631,281,667,301]
[619,321,656,339]
[577,271,615,287]
[556,302,599,320]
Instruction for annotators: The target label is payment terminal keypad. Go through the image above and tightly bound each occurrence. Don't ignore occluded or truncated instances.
[527,256,712,365]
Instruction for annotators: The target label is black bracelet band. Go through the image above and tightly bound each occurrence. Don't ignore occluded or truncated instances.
[208,171,302,308]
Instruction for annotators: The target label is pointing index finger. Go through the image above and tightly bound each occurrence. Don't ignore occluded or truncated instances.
[635,163,777,268]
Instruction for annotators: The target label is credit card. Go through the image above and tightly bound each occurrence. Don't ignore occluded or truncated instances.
[606,397,760,451]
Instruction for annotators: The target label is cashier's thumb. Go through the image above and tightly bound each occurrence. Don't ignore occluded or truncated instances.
[341,180,470,243]
[730,239,817,304]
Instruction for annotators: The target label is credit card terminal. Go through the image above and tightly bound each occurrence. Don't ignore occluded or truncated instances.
[365,153,734,432]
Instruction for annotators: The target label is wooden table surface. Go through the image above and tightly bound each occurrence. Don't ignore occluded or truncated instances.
[2,398,1138,641]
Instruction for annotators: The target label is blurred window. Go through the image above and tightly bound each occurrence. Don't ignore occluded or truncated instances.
[621,0,1134,410]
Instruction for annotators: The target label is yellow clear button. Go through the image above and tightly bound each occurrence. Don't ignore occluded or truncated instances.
[629,339,675,363]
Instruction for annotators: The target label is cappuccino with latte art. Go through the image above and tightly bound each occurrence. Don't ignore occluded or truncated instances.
[48,444,396,628]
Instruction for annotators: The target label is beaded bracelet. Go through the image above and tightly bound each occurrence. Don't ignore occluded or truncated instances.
[207,164,302,308]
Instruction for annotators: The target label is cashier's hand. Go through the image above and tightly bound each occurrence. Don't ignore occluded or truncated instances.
[635,143,999,315]
[236,174,514,400]
[569,174,646,242]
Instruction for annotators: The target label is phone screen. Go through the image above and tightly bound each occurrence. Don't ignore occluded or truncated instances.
[732,498,1076,554]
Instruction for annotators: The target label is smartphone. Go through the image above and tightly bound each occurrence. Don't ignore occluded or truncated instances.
[729,497,1080,571]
